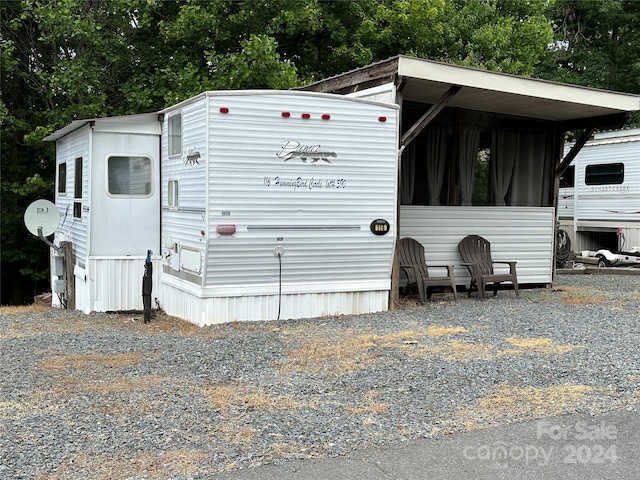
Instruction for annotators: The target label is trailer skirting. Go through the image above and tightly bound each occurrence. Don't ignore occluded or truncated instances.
[160,275,390,325]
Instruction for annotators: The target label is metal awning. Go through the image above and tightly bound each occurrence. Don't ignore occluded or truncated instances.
[301,55,640,128]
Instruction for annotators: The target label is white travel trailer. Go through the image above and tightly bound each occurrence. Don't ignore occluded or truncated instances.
[158,91,399,324]
[46,91,399,324]
[558,128,640,253]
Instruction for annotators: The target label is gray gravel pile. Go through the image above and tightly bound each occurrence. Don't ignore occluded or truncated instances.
[1,273,639,479]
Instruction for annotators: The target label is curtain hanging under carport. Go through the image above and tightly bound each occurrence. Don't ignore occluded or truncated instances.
[425,126,448,206]
[510,132,549,206]
[458,125,480,206]
[401,142,416,204]
[490,129,517,206]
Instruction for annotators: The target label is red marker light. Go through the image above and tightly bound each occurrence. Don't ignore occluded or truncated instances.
[281,111,291,118]
[378,116,387,122]
[301,113,311,119]
[321,114,331,120]
[219,107,229,114]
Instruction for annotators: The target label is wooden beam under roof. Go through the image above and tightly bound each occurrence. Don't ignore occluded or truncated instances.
[555,128,594,178]
[400,86,461,147]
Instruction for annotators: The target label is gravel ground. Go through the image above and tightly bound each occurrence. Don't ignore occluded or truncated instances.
[1,273,639,479]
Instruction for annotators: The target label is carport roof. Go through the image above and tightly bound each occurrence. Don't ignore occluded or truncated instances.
[301,55,640,127]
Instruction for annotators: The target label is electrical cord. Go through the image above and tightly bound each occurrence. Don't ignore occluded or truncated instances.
[277,252,282,321]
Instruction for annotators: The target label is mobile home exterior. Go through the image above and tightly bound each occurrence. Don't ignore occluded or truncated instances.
[159,91,399,324]
[46,91,399,324]
[46,114,162,313]
[558,128,640,252]
[44,57,640,323]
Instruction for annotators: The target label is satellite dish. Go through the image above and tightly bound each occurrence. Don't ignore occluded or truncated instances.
[24,199,60,237]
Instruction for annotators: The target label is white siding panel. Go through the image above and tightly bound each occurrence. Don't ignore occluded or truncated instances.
[54,125,90,269]
[89,256,162,312]
[400,206,555,285]
[161,277,388,325]
[204,93,399,290]
[158,91,399,324]
[70,257,162,314]
[571,133,640,224]
[161,97,209,283]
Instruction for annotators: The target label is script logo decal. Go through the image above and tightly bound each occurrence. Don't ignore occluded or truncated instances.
[277,141,337,164]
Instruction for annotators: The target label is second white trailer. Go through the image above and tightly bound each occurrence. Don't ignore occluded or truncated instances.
[159,91,400,325]
[558,128,640,253]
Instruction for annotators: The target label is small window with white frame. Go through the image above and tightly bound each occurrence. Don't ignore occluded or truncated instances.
[107,155,153,196]
[168,113,182,156]
[168,179,179,209]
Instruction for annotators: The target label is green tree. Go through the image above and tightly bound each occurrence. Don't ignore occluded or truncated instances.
[0,0,585,304]
[433,0,554,76]
[536,0,640,126]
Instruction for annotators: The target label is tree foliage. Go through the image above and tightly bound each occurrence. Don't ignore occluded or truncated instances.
[1,0,638,303]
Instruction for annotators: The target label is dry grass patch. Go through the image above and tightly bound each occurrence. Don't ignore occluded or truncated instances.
[0,304,49,315]
[126,311,212,337]
[42,448,210,480]
[425,325,468,337]
[202,381,303,414]
[505,336,582,354]
[215,423,257,444]
[0,399,62,419]
[453,383,614,428]
[265,441,324,461]
[281,328,422,374]
[0,315,95,338]
[554,285,607,305]
[346,390,391,415]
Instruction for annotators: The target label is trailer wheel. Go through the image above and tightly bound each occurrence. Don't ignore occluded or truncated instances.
[596,256,609,268]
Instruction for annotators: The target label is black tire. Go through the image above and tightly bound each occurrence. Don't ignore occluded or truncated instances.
[596,256,609,268]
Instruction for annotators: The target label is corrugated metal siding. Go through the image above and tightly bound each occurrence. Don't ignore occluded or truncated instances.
[204,93,399,293]
[160,278,388,325]
[89,256,162,311]
[400,206,555,285]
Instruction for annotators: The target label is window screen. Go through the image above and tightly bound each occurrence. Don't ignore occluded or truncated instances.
[585,163,624,185]
[168,180,179,208]
[107,156,152,196]
[168,114,182,156]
